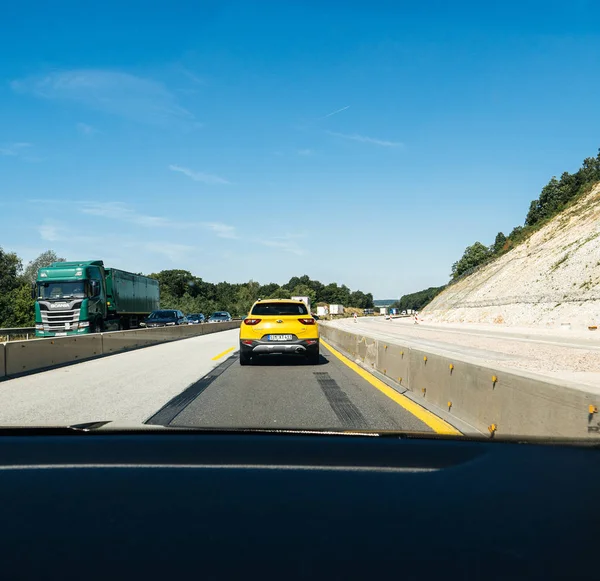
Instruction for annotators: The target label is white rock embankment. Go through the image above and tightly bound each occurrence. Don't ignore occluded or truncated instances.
[424,183,600,330]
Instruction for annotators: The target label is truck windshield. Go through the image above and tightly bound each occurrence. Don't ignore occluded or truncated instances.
[37,282,86,300]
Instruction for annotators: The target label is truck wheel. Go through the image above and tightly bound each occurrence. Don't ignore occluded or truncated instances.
[89,321,97,334]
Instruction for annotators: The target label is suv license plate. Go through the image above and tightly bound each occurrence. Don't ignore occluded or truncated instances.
[268,334,293,341]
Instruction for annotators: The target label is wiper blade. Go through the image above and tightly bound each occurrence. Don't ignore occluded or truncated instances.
[68,421,112,431]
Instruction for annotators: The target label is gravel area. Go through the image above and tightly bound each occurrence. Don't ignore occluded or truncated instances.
[423,184,600,330]
[329,317,600,389]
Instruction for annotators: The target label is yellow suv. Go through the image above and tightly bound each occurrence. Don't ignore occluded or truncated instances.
[239,299,319,365]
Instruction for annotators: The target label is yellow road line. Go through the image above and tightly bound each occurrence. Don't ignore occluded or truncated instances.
[211,346,235,361]
[320,339,461,436]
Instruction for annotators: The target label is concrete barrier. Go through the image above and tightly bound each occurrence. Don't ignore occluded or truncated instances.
[319,323,600,439]
[4,335,103,376]
[0,343,5,379]
[101,322,239,354]
[2,321,241,378]
[101,328,171,354]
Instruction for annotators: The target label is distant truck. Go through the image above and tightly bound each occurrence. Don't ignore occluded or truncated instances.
[291,295,311,313]
[34,260,159,337]
[329,304,344,315]
[379,307,388,315]
[316,306,329,317]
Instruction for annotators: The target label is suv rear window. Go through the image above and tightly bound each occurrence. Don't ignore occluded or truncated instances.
[251,302,308,315]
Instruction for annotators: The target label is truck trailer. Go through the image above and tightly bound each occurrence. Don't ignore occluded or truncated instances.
[34,260,159,337]
[291,295,311,314]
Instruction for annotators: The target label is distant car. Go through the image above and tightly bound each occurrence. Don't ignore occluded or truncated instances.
[208,311,232,323]
[187,313,205,324]
[142,310,188,327]
[385,314,391,320]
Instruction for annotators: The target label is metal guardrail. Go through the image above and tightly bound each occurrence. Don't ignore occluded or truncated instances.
[0,328,36,341]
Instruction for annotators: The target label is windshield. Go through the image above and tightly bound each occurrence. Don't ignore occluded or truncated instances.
[1,2,599,445]
[251,303,308,316]
[148,311,177,319]
[37,282,86,300]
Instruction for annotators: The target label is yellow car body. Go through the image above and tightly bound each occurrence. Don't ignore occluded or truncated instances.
[239,299,319,365]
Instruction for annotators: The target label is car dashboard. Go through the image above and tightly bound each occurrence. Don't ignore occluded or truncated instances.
[0,428,597,580]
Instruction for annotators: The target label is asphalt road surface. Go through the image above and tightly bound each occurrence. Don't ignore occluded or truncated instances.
[0,329,436,432]
[147,344,432,431]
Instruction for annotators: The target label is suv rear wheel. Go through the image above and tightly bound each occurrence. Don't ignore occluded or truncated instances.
[307,350,320,365]
[240,351,252,366]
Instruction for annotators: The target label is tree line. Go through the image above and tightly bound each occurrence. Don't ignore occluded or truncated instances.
[149,270,374,316]
[451,148,600,280]
[0,249,65,328]
[390,286,446,312]
[392,147,600,311]
[0,248,374,327]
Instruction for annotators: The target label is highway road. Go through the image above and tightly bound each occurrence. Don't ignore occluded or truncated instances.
[0,329,450,432]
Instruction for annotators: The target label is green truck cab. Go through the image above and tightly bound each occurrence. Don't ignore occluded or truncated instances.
[34,260,159,337]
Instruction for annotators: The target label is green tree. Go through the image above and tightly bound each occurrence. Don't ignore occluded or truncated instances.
[451,242,492,279]
[258,283,279,298]
[23,250,65,284]
[149,269,196,298]
[291,284,317,305]
[391,286,445,312]
[0,248,23,327]
[509,225,523,240]
[491,232,507,254]
[6,282,36,326]
[266,286,292,299]
[234,281,260,316]
[349,290,368,308]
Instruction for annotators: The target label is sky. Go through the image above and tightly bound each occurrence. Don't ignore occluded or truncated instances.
[1,0,600,298]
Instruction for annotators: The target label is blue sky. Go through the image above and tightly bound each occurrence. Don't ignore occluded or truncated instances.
[1,1,600,298]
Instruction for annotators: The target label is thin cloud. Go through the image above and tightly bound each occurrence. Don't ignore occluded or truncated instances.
[258,238,305,256]
[0,142,32,156]
[202,222,238,239]
[143,242,196,263]
[76,122,98,136]
[79,201,238,240]
[37,221,99,245]
[11,69,195,127]
[80,201,171,228]
[169,164,230,185]
[326,131,402,148]
[38,223,60,241]
[178,66,206,86]
[297,149,313,156]
[35,200,239,244]
[322,105,350,119]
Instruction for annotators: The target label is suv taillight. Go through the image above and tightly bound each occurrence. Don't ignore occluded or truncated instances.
[244,318,261,325]
[298,318,315,325]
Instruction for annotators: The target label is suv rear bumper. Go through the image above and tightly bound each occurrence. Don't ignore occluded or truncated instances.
[240,338,319,356]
